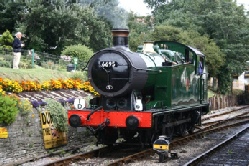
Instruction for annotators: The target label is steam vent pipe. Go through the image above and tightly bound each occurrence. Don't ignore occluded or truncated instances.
[112,28,129,47]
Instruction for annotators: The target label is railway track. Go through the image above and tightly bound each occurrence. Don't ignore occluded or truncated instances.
[107,115,249,166]
[184,125,249,166]
[19,106,249,166]
[201,105,249,121]
[200,105,249,129]
[199,110,249,130]
[43,144,149,166]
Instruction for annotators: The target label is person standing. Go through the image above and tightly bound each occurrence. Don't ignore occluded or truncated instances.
[12,32,24,69]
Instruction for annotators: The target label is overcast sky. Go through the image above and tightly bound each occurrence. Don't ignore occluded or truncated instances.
[118,0,152,16]
[118,0,249,16]
[237,0,249,10]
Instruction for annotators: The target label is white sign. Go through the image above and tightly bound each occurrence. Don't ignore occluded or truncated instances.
[74,98,86,110]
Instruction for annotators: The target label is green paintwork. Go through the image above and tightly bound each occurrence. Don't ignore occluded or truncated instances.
[138,41,209,113]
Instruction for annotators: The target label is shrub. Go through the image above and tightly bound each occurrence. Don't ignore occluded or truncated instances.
[2,54,13,61]
[18,99,33,116]
[61,44,93,69]
[58,59,71,70]
[47,60,55,69]
[0,60,11,68]
[19,59,32,69]
[232,89,244,95]
[44,98,68,132]
[40,61,56,69]
[0,95,19,125]
[70,71,87,82]
[0,30,14,48]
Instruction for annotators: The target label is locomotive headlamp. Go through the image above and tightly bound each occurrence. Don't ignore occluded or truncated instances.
[117,98,127,108]
[134,98,143,111]
[126,115,139,130]
[106,98,116,109]
[69,115,82,127]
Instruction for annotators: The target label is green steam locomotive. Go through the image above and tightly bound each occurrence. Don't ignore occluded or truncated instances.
[68,28,209,145]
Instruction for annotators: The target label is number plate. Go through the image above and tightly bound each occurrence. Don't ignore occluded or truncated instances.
[74,98,86,110]
[100,61,117,68]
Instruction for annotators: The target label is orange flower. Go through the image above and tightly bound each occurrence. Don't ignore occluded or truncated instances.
[1,79,22,93]
[20,80,41,92]
[50,79,62,90]
[0,77,99,96]
[41,81,51,90]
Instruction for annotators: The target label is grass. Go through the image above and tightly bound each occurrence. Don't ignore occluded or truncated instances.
[0,66,86,82]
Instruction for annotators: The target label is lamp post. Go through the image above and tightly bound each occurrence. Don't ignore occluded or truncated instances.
[74,57,78,71]
[31,49,34,68]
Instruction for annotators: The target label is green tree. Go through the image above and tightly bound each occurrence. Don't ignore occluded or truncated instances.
[16,0,111,54]
[127,13,153,51]
[0,1,27,34]
[0,29,14,50]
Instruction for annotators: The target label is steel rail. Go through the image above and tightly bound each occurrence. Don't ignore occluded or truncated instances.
[201,105,249,121]
[183,125,249,166]
[107,117,249,165]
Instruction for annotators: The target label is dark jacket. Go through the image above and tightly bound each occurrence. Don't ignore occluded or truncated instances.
[13,38,22,52]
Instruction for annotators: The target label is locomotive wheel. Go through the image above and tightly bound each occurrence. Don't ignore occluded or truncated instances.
[162,114,175,140]
[165,126,174,140]
[187,123,195,134]
[177,124,187,137]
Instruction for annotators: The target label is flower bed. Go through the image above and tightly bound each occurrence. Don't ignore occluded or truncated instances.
[0,77,98,126]
[0,77,99,108]
[0,77,99,96]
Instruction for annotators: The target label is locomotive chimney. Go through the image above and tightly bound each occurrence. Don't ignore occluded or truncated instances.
[111,28,129,47]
